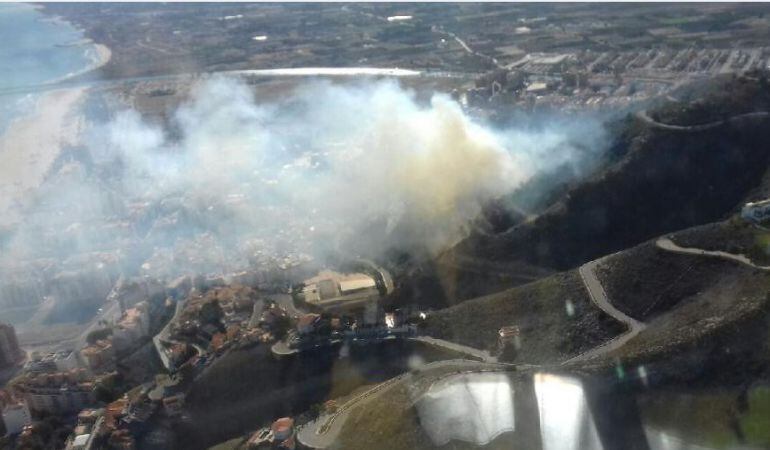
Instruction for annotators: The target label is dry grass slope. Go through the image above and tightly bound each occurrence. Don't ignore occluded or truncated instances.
[423,271,625,364]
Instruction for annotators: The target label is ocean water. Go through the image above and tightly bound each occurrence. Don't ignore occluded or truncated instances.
[0,3,94,133]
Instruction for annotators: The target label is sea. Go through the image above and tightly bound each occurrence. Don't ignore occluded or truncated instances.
[0,3,97,134]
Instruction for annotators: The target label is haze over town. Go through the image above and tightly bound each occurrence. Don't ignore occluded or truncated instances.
[3,3,770,450]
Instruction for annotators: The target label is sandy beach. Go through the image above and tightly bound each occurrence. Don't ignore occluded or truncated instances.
[48,42,112,85]
[83,42,111,77]
[0,87,87,227]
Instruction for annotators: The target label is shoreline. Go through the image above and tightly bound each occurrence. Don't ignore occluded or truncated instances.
[34,4,113,85]
[0,87,87,228]
[46,42,112,86]
[0,3,110,228]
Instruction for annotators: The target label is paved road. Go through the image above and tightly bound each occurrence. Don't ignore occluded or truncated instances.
[565,233,770,365]
[267,293,304,317]
[295,234,770,447]
[297,359,515,448]
[299,253,661,445]
[656,237,770,271]
[636,109,770,132]
[0,66,478,98]
[410,336,498,363]
[564,259,646,364]
[432,27,503,70]
[152,297,202,371]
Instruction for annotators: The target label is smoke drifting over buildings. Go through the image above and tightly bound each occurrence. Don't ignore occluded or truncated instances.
[2,78,607,289]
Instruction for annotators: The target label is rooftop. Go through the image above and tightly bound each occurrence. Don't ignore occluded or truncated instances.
[73,433,90,447]
[339,277,376,293]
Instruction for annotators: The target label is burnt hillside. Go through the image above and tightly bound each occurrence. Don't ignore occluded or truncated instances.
[453,75,770,273]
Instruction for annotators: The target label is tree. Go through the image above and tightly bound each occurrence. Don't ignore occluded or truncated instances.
[199,299,224,326]
[86,327,113,345]
[272,315,292,340]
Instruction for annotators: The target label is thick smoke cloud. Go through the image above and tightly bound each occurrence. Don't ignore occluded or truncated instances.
[3,77,607,280]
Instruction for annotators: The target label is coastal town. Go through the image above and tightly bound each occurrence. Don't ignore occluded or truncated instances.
[0,251,443,449]
[7,3,770,450]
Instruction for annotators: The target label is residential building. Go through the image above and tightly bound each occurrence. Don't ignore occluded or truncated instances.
[2,401,31,436]
[24,388,92,415]
[301,270,382,325]
[26,350,78,373]
[0,323,23,368]
[64,408,104,450]
[272,417,294,441]
[107,429,136,450]
[296,314,320,335]
[112,302,150,353]
[247,428,274,449]
[247,417,296,450]
[498,326,521,350]
[81,340,115,373]
[70,433,92,450]
[742,199,770,223]
[162,394,185,417]
[106,276,165,313]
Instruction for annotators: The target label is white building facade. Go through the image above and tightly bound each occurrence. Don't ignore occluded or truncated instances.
[2,402,31,436]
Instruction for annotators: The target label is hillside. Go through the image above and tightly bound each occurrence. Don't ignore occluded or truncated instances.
[386,252,554,310]
[332,218,770,450]
[571,219,770,384]
[582,258,770,384]
[178,340,458,449]
[672,216,770,266]
[445,75,770,283]
[655,72,770,126]
[596,238,759,320]
[423,271,625,364]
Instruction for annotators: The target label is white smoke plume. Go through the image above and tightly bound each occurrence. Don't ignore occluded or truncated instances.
[3,77,607,280]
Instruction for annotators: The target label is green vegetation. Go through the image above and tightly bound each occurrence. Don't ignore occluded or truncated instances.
[86,327,113,344]
[335,370,432,450]
[742,385,770,446]
[658,15,705,26]
[199,299,224,326]
[640,389,746,449]
[93,373,127,403]
[207,436,246,450]
[640,384,770,449]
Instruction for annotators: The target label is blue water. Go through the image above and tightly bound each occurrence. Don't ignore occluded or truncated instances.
[0,3,94,132]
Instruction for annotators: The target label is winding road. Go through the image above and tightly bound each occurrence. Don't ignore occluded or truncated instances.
[636,109,770,132]
[296,252,653,447]
[565,232,770,364]
[297,245,684,447]
[564,258,646,364]
[296,359,516,449]
[656,237,770,271]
